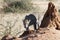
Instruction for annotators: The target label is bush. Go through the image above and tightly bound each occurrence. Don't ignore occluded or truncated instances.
[3,0,33,13]
[59,9,60,12]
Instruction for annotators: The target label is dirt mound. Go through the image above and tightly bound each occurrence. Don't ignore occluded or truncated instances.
[40,2,60,29]
[20,30,35,37]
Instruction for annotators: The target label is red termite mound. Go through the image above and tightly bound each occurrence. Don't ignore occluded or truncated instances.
[40,2,60,29]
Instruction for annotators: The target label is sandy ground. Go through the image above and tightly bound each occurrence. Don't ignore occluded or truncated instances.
[21,27,60,40]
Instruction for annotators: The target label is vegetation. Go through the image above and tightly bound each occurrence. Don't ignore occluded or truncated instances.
[59,9,60,12]
[3,0,33,13]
